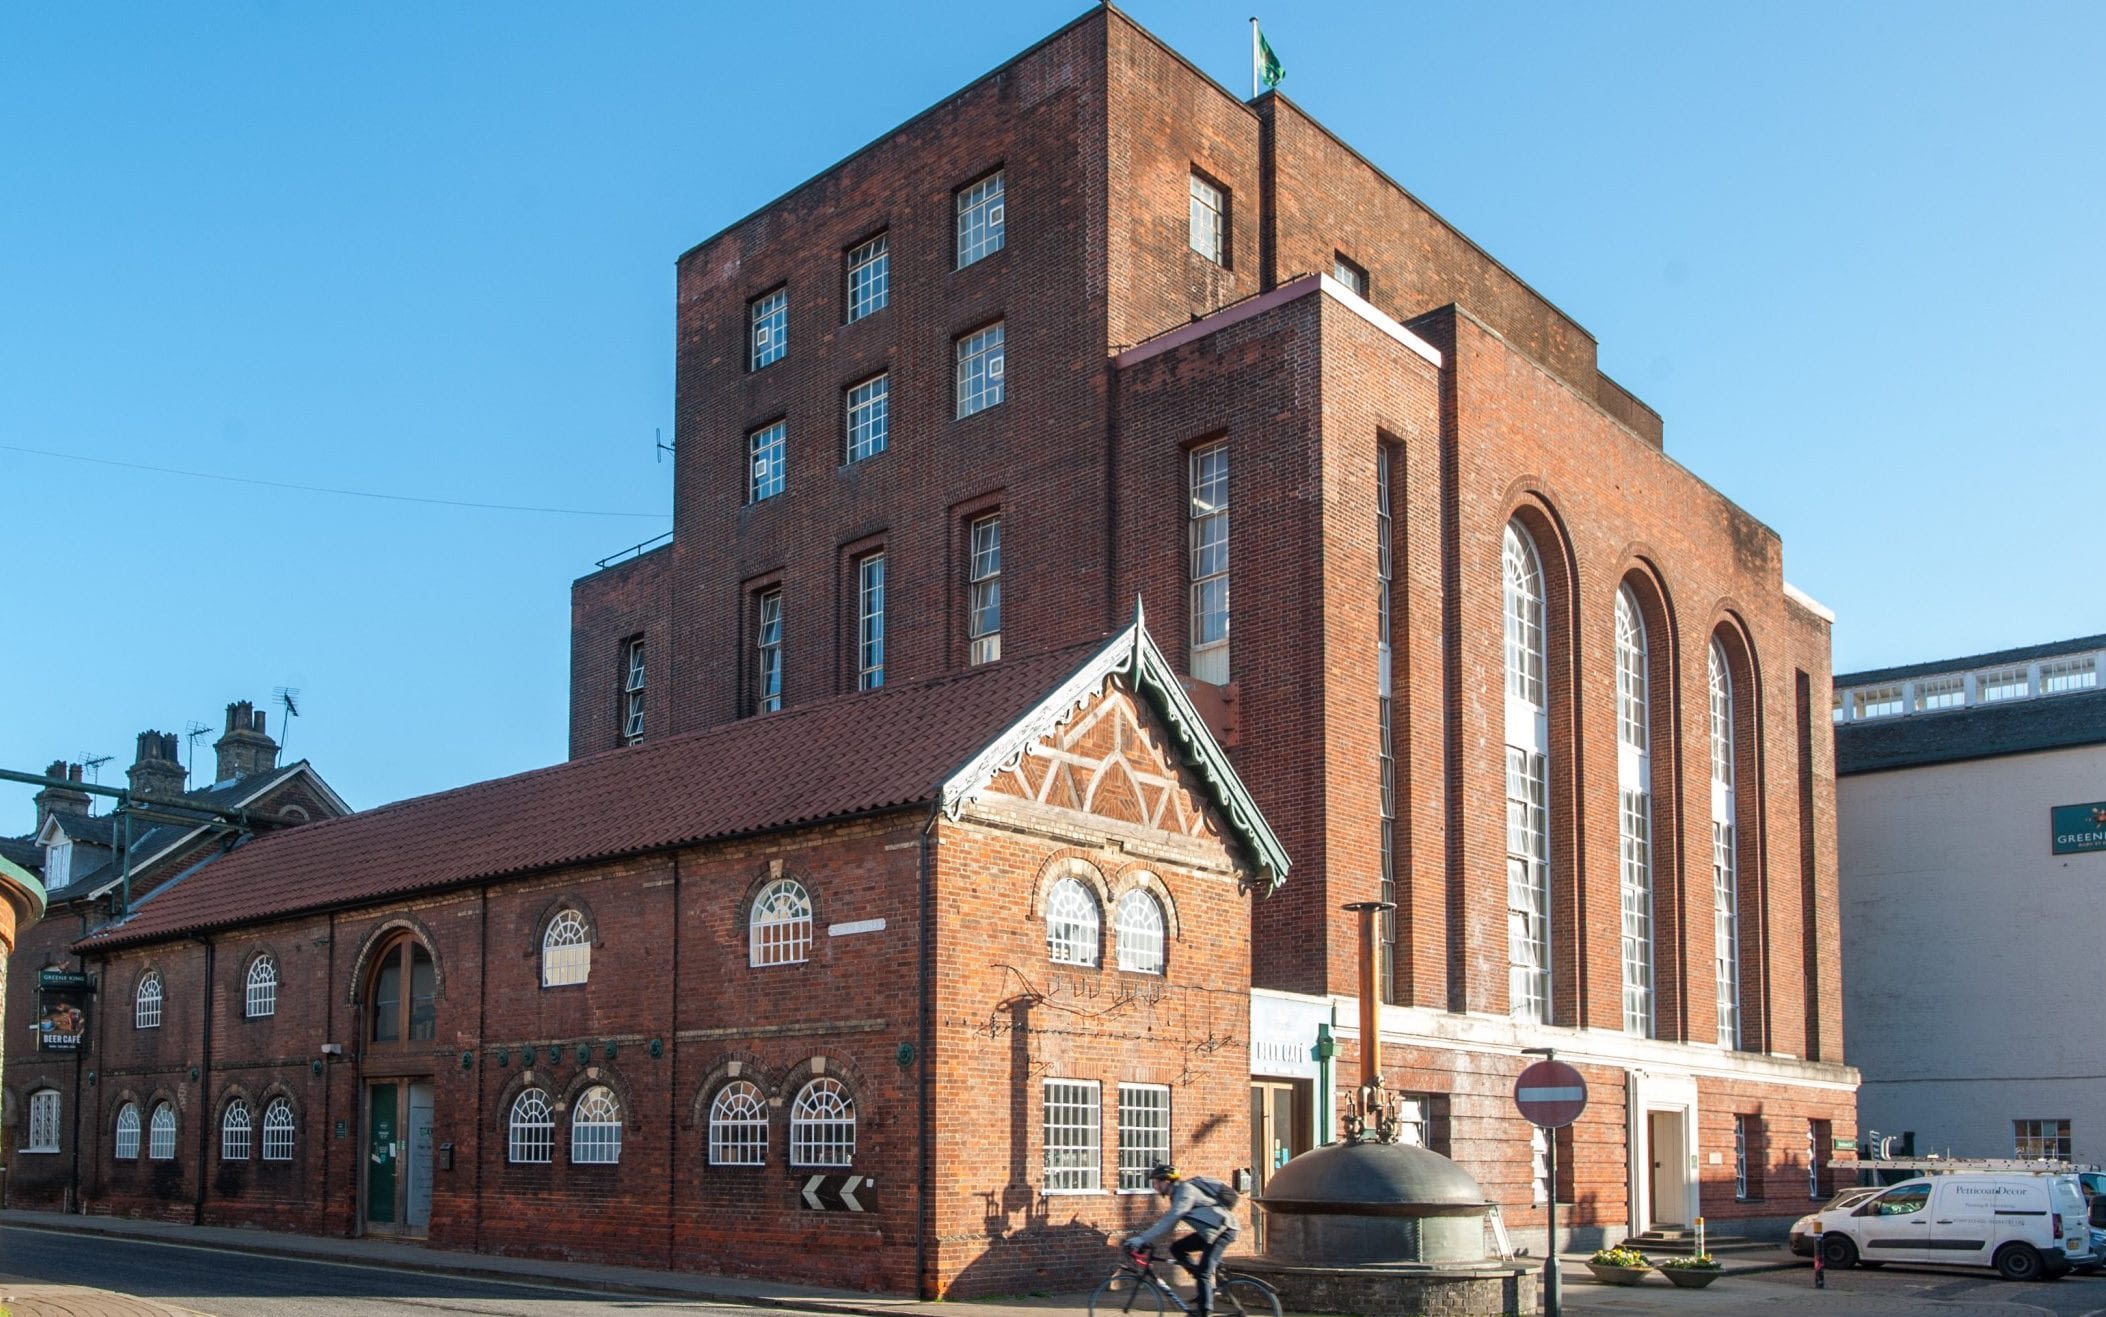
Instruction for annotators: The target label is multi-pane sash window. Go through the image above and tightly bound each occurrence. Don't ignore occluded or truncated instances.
[750,287,787,369]
[136,971,163,1029]
[148,1103,177,1161]
[1117,1084,1170,1192]
[1045,877,1101,966]
[956,322,1005,417]
[2043,656,2097,692]
[857,553,886,690]
[2015,1118,2072,1159]
[748,421,786,504]
[846,233,889,322]
[1616,588,1654,1037]
[623,637,646,744]
[1854,684,1904,717]
[1377,445,1396,1000]
[790,1077,856,1168]
[968,514,1002,664]
[1333,254,1369,298]
[1189,442,1229,683]
[1710,641,1740,1049]
[245,955,278,1018]
[749,877,813,966]
[1114,889,1166,974]
[25,1090,59,1152]
[222,1100,252,1160]
[115,1103,141,1160]
[1979,666,2029,702]
[755,588,783,714]
[1503,527,1545,706]
[571,1086,622,1165]
[508,1089,554,1164]
[1503,523,1550,1023]
[1043,1079,1101,1191]
[1734,1115,1751,1199]
[261,1098,295,1161]
[845,374,889,463]
[708,1081,769,1166]
[542,909,591,987]
[1916,674,1963,711]
[956,171,1005,268]
[1187,172,1225,263]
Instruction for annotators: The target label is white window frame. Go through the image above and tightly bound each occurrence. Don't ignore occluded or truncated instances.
[1616,587,1655,1038]
[1114,888,1166,975]
[1978,665,2030,703]
[245,955,278,1019]
[1116,1083,1169,1193]
[2043,656,2097,693]
[1710,640,1740,1050]
[1188,442,1229,683]
[508,1088,554,1164]
[845,373,889,464]
[570,1085,623,1165]
[857,552,886,690]
[1045,877,1101,967]
[1915,674,1963,711]
[1854,683,1904,717]
[148,1102,177,1161]
[755,588,783,714]
[955,171,1005,269]
[135,971,163,1029]
[1043,1078,1102,1193]
[846,233,889,322]
[1187,172,1225,264]
[747,420,786,504]
[222,1099,252,1161]
[750,287,787,369]
[1376,444,1396,999]
[24,1089,60,1153]
[749,877,814,967]
[1333,253,1368,297]
[261,1097,295,1161]
[789,1076,856,1168]
[956,322,1006,418]
[623,637,646,744]
[1503,523,1550,1024]
[1734,1115,1751,1200]
[541,909,591,987]
[115,1102,141,1160]
[968,513,1002,665]
[708,1080,769,1166]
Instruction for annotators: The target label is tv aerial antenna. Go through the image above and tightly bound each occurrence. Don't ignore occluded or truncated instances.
[183,721,213,787]
[654,427,676,463]
[79,753,113,785]
[274,687,301,762]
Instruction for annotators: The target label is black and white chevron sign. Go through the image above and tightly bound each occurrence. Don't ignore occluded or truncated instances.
[799,1173,877,1212]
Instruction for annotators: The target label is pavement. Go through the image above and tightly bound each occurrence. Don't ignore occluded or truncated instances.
[0,1208,1808,1317]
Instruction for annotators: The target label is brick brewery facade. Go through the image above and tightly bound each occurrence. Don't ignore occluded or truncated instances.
[570,3,1855,1253]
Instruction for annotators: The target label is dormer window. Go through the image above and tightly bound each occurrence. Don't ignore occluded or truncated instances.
[43,839,71,888]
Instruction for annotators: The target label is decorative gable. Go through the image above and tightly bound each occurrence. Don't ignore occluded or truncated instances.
[984,681,1219,843]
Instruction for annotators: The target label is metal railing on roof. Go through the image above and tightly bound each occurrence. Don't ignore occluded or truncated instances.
[594,531,674,570]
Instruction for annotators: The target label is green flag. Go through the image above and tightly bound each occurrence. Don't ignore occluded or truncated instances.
[1259,29,1285,88]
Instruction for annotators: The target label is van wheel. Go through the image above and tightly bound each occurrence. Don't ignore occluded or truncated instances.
[1820,1234,1858,1270]
[1994,1243,2045,1282]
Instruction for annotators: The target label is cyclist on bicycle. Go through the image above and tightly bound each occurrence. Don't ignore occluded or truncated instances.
[1123,1164,1239,1317]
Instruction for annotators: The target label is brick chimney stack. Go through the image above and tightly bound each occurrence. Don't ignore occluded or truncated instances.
[33,761,91,832]
[213,701,278,783]
[127,732,186,801]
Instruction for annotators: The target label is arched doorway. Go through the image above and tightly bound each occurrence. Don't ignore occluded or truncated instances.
[361,932,437,1237]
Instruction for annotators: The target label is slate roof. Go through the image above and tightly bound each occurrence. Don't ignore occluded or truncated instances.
[1836,687,2106,775]
[1836,633,2106,688]
[0,836,41,876]
[79,639,1123,952]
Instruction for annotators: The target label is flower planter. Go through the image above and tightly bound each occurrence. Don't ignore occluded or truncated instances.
[1658,1266,1722,1289]
[1585,1262,1651,1286]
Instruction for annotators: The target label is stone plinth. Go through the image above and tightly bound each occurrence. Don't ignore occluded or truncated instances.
[1233,1259,1539,1317]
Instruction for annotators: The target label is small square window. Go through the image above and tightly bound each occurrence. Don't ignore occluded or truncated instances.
[957,171,1005,269]
[1332,254,1369,298]
[847,234,889,322]
[956,322,1006,418]
[750,288,787,370]
[1188,172,1226,264]
[748,421,786,504]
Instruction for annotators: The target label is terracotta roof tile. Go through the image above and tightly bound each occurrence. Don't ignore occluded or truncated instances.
[80,642,1103,952]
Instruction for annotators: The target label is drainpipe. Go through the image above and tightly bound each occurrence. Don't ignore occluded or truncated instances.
[193,935,215,1224]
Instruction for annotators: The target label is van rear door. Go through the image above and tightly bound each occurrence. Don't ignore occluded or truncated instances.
[2052,1176,2089,1262]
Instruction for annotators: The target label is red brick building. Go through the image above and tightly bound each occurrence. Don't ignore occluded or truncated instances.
[14,625,1286,1297]
[569,4,1856,1247]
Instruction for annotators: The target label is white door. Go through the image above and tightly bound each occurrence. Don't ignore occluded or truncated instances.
[1646,1111,1688,1228]
[405,1082,435,1231]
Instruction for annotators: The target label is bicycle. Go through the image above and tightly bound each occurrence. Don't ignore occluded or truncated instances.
[1088,1245,1281,1317]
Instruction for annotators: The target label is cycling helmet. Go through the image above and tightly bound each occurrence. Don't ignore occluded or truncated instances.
[1149,1163,1179,1182]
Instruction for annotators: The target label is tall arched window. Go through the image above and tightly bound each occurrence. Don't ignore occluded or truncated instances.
[748,878,813,967]
[1502,523,1550,1023]
[1710,638,1741,1049]
[245,955,278,1018]
[1114,888,1166,975]
[571,1086,622,1164]
[508,1088,553,1164]
[135,972,163,1029]
[541,909,591,987]
[148,1102,177,1161]
[261,1097,296,1161]
[790,1076,856,1168]
[368,935,436,1047]
[115,1102,141,1160]
[1616,586,1655,1037]
[222,1099,252,1160]
[708,1080,769,1166]
[1045,877,1101,967]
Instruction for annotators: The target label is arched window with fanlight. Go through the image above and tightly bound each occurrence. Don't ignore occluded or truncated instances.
[708,1080,769,1166]
[1710,637,1742,1050]
[222,1099,252,1160]
[748,878,813,967]
[541,909,591,987]
[1045,877,1101,967]
[570,1085,622,1164]
[115,1102,141,1160]
[508,1088,553,1164]
[1502,523,1551,1023]
[245,955,278,1018]
[1114,888,1166,974]
[135,971,163,1029]
[368,935,436,1048]
[789,1076,856,1168]
[1615,585,1655,1038]
[261,1097,296,1161]
[148,1102,177,1161]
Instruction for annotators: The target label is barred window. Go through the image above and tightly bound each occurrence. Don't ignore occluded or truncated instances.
[968,513,1002,665]
[1188,442,1229,683]
[542,909,591,987]
[222,1100,252,1161]
[790,1077,856,1168]
[148,1102,177,1161]
[708,1080,769,1166]
[245,955,278,1018]
[1117,1083,1169,1192]
[1043,1078,1101,1192]
[1045,877,1100,967]
[748,420,786,503]
[749,877,813,967]
[24,1090,60,1153]
[846,233,889,322]
[1187,172,1225,264]
[750,287,787,369]
[845,374,889,463]
[571,1086,623,1165]
[956,171,1005,268]
[508,1088,554,1164]
[956,322,1005,418]
[1114,889,1166,975]
[136,971,163,1029]
[623,637,646,744]
[261,1098,296,1161]
[115,1102,141,1160]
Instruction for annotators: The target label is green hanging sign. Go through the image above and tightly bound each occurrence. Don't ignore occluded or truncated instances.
[2052,802,2106,855]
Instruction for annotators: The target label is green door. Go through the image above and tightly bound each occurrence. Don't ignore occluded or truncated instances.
[367,1085,398,1224]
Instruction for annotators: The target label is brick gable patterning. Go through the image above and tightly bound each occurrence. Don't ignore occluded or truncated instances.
[985,684,1217,843]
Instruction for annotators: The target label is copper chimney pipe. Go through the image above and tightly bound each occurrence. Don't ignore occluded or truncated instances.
[1342,901,1395,1089]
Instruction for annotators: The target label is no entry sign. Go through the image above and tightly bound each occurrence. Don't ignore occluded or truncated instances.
[1515,1059,1587,1128]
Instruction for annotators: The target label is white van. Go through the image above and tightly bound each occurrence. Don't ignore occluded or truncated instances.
[1813,1173,2091,1280]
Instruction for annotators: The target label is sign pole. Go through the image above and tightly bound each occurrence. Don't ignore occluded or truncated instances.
[1546,1122,1560,1317]
[1517,1047,1586,1317]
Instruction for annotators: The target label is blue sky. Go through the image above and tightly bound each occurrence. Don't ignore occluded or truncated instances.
[4,1,2101,824]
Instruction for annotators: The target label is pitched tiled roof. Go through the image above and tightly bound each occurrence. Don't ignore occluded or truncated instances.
[0,836,41,876]
[1836,633,2106,688]
[80,640,1110,952]
[1836,687,2106,775]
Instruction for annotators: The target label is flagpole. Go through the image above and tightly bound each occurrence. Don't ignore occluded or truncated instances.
[1250,17,1260,98]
